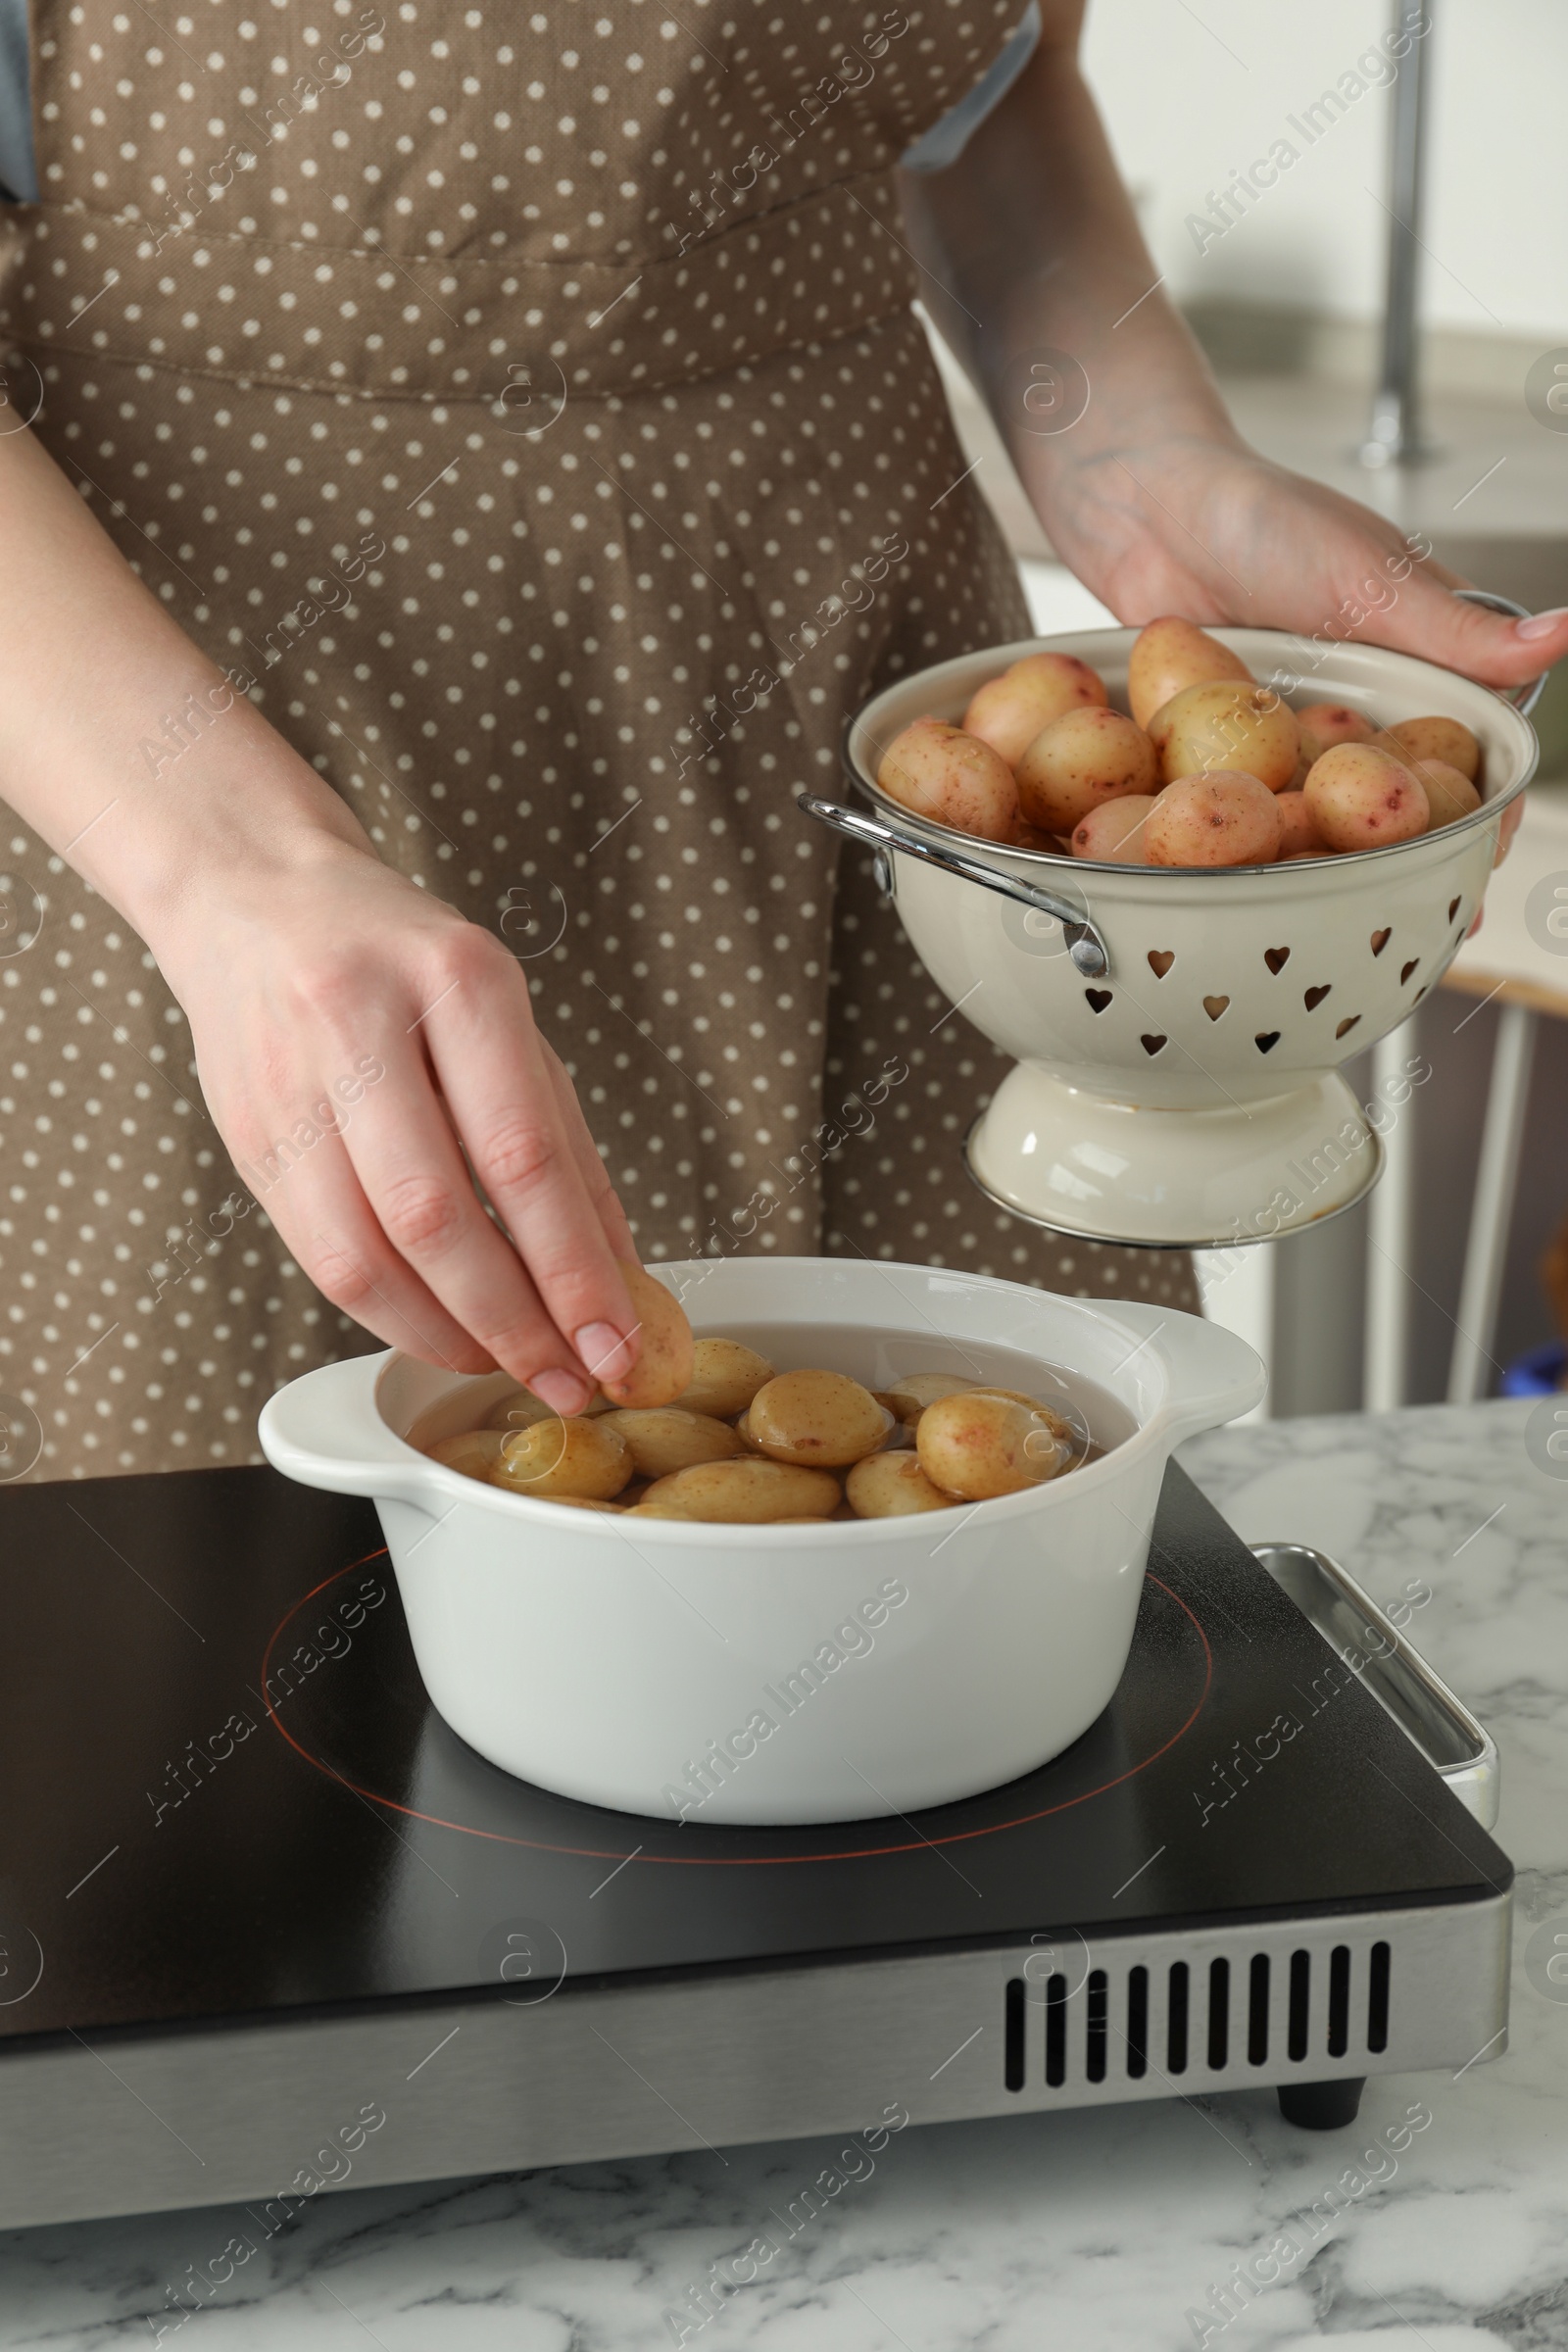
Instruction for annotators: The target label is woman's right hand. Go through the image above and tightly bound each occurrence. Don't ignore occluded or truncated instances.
[0,421,639,1415]
[154,833,641,1416]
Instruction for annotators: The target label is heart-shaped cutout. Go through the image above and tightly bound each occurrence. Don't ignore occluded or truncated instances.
[1264,947,1291,974]
[1371,927,1391,956]
[1336,1015,1361,1039]
[1202,995,1229,1021]
[1140,1033,1167,1055]
[1255,1031,1281,1054]
[1400,957,1420,984]
[1085,988,1112,1013]
[1148,949,1175,978]
[1304,984,1331,1010]
[1448,897,1462,922]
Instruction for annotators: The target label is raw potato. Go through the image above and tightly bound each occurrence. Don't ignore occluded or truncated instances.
[600,1406,745,1481]
[747,1369,891,1466]
[1275,793,1327,858]
[876,1373,977,1427]
[483,1386,559,1433]
[1126,617,1253,730]
[846,1451,955,1517]
[1003,812,1069,853]
[1148,682,1300,793]
[876,717,1018,842]
[1145,772,1284,868]
[1297,703,1374,765]
[491,1415,632,1500]
[1381,714,1480,782]
[673,1337,775,1420]
[632,1459,843,1523]
[962,651,1107,766]
[1070,796,1155,862]
[1303,744,1429,853]
[598,1261,695,1409]
[1409,758,1481,830]
[916,1391,1071,1501]
[1014,708,1158,836]
[427,1429,509,1481]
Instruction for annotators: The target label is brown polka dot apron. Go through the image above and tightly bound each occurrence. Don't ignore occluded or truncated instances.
[0,1,1195,1478]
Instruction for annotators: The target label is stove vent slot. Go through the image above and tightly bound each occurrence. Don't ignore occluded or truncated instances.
[1368,1939,1391,2052]
[1248,1953,1269,2064]
[1004,1977,1025,2092]
[1045,1974,1068,2086]
[1125,1966,1149,2080]
[1206,1957,1230,2071]
[1328,1945,1351,2057]
[1288,1949,1311,2060]
[1166,1961,1190,2075]
[1086,1970,1108,2082]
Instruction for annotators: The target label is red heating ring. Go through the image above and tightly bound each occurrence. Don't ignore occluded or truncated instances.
[262,1549,1212,1869]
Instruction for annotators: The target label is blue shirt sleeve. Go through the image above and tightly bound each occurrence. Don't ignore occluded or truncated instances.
[901,2,1040,173]
[0,0,35,201]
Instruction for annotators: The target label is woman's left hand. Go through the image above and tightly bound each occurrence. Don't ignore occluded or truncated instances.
[1026,426,1568,699]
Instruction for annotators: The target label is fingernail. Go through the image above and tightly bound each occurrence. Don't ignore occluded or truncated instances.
[1514,607,1568,641]
[575,1321,632,1380]
[531,1368,591,1417]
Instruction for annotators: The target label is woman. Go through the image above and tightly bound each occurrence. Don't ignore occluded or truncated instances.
[0,1,1557,1476]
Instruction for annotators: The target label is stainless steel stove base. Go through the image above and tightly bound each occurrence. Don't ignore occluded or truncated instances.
[0,1892,1510,2230]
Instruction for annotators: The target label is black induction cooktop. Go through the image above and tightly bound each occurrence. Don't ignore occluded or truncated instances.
[0,1458,1507,2049]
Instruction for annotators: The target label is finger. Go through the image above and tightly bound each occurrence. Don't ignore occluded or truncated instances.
[1360,565,1568,691]
[339,1029,601,1413]
[532,1043,643,1389]
[537,1038,638,1260]
[421,940,640,1384]
[238,1129,501,1378]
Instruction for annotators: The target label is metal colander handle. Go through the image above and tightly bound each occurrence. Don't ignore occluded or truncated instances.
[1453,586,1548,720]
[798,793,1111,979]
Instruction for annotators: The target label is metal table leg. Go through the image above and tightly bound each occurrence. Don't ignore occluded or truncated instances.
[1447,1002,1539,1403]
[1364,1031,1419,1410]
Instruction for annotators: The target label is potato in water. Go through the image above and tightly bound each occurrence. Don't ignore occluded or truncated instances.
[631,1459,843,1522]
[846,1452,954,1517]
[491,1415,631,1500]
[674,1337,774,1420]
[600,1406,744,1481]
[428,1429,509,1481]
[747,1370,891,1467]
[916,1391,1073,1501]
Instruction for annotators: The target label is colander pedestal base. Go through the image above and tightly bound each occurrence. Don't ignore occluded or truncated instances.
[965,1062,1384,1250]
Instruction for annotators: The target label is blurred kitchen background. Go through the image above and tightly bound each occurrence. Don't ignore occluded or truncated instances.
[926,0,1568,1419]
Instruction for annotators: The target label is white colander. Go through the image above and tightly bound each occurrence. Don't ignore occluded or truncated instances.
[805,610,1539,1248]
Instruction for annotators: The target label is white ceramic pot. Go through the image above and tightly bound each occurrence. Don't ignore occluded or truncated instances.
[259,1256,1262,1825]
[815,623,1539,1248]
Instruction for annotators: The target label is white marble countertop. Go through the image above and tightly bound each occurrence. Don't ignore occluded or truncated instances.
[6,1400,1568,2351]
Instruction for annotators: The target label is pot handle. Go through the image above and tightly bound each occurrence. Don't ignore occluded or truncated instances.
[1103,1299,1266,1441]
[258,1352,435,1506]
[799,792,1111,980]
[1453,587,1546,720]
